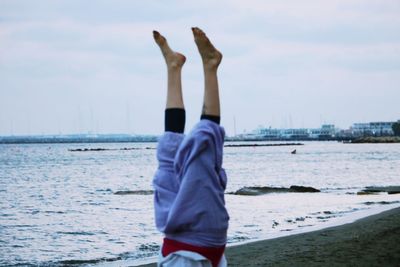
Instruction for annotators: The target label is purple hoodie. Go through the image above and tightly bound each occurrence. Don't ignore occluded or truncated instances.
[153,120,229,247]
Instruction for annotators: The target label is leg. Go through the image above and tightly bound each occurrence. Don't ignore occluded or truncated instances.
[153,32,187,234]
[153,30,186,133]
[192,27,222,124]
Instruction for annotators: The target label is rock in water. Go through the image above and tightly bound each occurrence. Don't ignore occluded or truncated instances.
[231,185,320,195]
[290,185,320,193]
[233,187,290,195]
[359,186,400,195]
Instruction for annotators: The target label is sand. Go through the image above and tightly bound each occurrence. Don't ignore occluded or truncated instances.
[137,207,400,267]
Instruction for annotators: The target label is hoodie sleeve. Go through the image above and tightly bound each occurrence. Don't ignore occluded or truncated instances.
[153,131,185,231]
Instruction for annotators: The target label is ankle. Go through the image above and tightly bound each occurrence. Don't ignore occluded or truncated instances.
[167,64,183,72]
[203,64,218,73]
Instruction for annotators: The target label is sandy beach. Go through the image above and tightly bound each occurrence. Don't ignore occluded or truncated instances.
[137,207,400,267]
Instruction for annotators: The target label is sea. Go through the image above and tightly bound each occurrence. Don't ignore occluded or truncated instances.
[1,141,400,266]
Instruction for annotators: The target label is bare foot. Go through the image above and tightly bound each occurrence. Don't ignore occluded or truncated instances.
[192,27,222,70]
[153,30,186,69]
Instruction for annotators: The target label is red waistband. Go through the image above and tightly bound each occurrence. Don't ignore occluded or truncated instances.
[162,238,225,267]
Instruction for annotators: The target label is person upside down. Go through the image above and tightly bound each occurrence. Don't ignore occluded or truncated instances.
[152,27,229,267]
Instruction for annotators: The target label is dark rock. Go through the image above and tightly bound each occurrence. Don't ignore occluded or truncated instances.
[289,185,320,193]
[359,186,400,195]
[231,185,320,195]
[363,201,400,206]
[232,187,290,195]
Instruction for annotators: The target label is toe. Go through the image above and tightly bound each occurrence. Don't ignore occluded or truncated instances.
[192,27,201,36]
[153,32,167,46]
[153,30,160,39]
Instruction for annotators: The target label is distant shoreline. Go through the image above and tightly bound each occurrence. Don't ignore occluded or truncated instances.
[350,136,400,143]
[1,135,399,144]
[0,135,158,144]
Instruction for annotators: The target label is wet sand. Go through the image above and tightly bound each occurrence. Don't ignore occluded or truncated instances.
[137,207,400,267]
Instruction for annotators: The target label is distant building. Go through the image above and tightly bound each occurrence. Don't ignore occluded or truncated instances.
[351,123,372,136]
[370,122,394,136]
[351,121,394,136]
[257,128,280,139]
[281,128,309,139]
[310,124,336,139]
[236,120,398,140]
[336,129,353,138]
[244,124,337,140]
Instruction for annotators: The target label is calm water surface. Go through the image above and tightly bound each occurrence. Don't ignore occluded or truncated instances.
[1,141,399,266]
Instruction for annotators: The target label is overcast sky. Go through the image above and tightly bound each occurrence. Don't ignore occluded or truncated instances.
[1,0,399,136]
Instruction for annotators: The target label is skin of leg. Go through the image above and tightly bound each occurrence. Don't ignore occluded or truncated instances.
[153,31,186,109]
[192,27,223,117]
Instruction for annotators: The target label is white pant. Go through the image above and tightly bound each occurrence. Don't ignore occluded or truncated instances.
[158,250,227,267]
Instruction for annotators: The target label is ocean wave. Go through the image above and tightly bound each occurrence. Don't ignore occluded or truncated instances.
[228,235,251,243]
[69,147,154,152]
[114,190,154,195]
[229,185,320,196]
[357,186,400,195]
[96,188,113,193]
[58,257,121,266]
[137,243,160,252]
[320,186,359,191]
[224,143,304,147]
[5,245,161,267]
[56,231,107,236]
[4,256,125,267]
[362,200,400,206]
[2,263,38,267]
[44,210,65,214]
